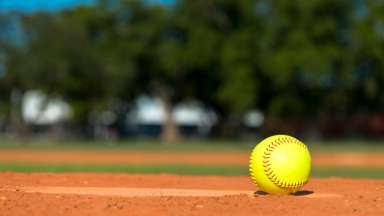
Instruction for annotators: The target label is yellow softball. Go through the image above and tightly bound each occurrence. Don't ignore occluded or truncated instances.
[249,135,311,194]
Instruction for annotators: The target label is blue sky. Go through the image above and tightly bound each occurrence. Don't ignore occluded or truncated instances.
[0,0,94,12]
[0,0,174,12]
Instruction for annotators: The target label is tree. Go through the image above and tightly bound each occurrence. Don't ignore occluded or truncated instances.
[107,0,224,142]
[6,7,133,137]
[2,0,374,139]
[0,13,29,135]
[257,0,352,116]
[350,1,384,112]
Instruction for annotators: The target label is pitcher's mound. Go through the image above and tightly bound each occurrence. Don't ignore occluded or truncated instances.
[0,173,383,216]
[1,186,343,198]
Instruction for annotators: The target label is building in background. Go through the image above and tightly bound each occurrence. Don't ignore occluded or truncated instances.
[126,95,217,138]
[22,90,72,126]
[21,92,218,138]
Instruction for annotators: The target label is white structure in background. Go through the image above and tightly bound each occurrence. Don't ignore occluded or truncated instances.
[243,110,264,128]
[128,96,165,125]
[127,95,217,135]
[22,90,71,125]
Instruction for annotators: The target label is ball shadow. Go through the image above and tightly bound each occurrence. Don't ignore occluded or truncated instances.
[291,190,314,196]
[254,190,269,196]
[254,190,314,196]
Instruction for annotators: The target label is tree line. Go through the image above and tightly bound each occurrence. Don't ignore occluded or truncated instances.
[1,0,384,140]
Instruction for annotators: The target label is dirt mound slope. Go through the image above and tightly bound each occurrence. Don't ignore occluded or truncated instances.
[0,173,383,216]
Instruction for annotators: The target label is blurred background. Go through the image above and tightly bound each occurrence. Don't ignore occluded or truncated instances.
[1,0,384,142]
[0,0,384,178]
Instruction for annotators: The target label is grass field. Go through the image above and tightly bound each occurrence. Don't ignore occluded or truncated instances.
[2,138,384,152]
[1,138,384,179]
[1,163,384,178]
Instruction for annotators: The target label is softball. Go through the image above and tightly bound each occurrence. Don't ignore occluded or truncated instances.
[249,135,311,194]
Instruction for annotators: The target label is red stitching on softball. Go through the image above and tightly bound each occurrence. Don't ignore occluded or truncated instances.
[262,136,308,192]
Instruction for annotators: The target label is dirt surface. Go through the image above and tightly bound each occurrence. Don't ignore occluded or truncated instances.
[0,149,383,215]
[0,173,383,216]
[1,149,384,167]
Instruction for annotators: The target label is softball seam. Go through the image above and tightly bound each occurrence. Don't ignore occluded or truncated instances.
[262,136,308,192]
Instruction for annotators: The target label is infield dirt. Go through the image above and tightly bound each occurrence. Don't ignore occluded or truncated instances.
[0,149,383,215]
[0,173,383,216]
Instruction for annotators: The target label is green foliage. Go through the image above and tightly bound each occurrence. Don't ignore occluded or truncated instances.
[350,0,384,111]
[1,0,384,135]
[4,7,136,125]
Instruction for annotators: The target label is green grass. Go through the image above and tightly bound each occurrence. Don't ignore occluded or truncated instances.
[0,138,253,152]
[1,138,384,153]
[312,166,384,179]
[1,162,384,179]
[0,163,247,176]
[1,138,384,179]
